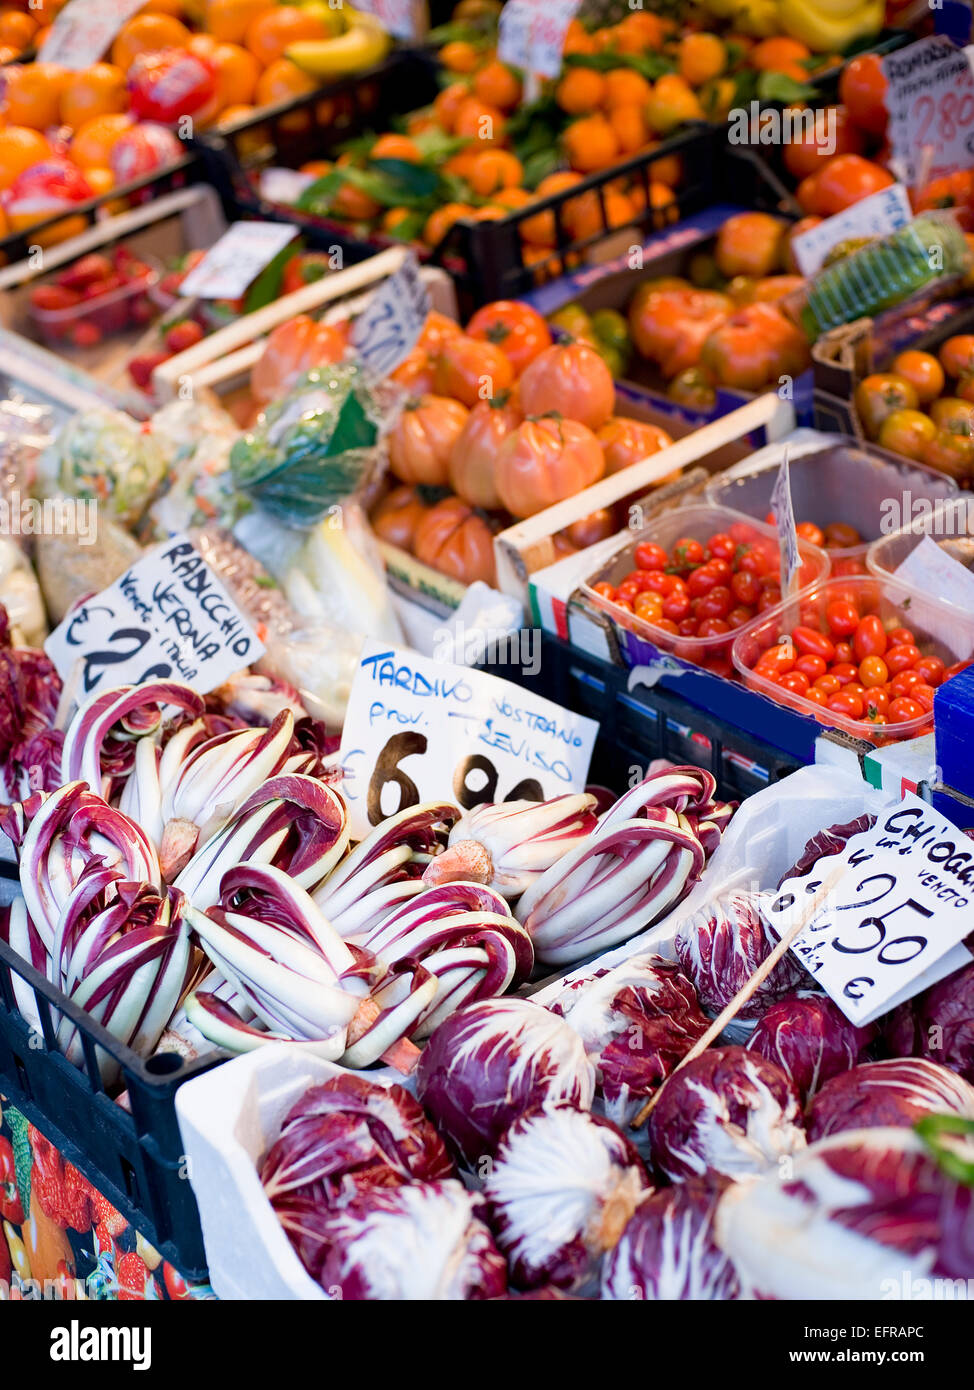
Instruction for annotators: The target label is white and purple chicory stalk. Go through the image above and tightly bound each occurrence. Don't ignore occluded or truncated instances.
[648,1045,806,1183]
[61,681,205,798]
[884,959,974,1083]
[421,794,598,897]
[675,890,807,1024]
[278,1179,508,1300]
[416,997,596,1165]
[806,1058,974,1142]
[548,954,710,1132]
[516,768,728,967]
[484,1104,650,1293]
[715,1127,974,1298]
[602,1180,741,1302]
[746,992,875,1102]
[355,880,534,1039]
[260,1072,454,1211]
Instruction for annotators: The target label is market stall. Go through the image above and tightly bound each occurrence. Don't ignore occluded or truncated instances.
[0,0,973,1321]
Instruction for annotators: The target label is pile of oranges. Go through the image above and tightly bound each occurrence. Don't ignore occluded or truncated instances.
[0,0,336,243]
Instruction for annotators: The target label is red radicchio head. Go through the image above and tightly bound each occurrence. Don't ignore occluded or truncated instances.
[746,991,876,1103]
[602,1180,741,1301]
[675,890,807,1021]
[884,959,974,1084]
[806,1057,974,1142]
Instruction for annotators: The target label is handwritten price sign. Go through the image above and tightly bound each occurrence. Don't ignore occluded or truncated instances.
[41,0,146,69]
[763,792,974,1026]
[884,37,974,187]
[350,253,430,377]
[769,451,801,598]
[499,0,580,78]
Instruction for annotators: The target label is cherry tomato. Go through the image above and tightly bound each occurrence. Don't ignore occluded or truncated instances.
[592,581,615,599]
[795,654,827,681]
[737,546,771,577]
[859,655,889,687]
[843,682,867,700]
[731,570,760,605]
[697,618,730,638]
[662,589,691,622]
[944,660,974,681]
[706,532,737,561]
[885,644,921,676]
[614,597,633,613]
[754,643,795,675]
[824,523,862,549]
[888,697,924,723]
[727,605,755,628]
[792,626,836,662]
[805,687,828,707]
[780,671,811,695]
[825,600,859,637]
[913,656,945,686]
[863,688,889,717]
[678,618,698,636]
[834,641,854,664]
[831,663,859,686]
[795,521,825,546]
[728,521,756,544]
[671,537,705,569]
[655,618,679,635]
[634,591,664,622]
[853,615,887,660]
[687,566,720,597]
[757,588,783,613]
[886,627,915,647]
[814,674,841,695]
[697,585,733,620]
[891,669,923,699]
[617,581,641,602]
[643,570,679,595]
[829,691,864,719]
[833,557,867,577]
[635,542,667,571]
[707,559,733,586]
[707,657,734,678]
[910,682,936,712]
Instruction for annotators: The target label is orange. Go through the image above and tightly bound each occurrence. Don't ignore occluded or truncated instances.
[406,111,437,136]
[244,7,325,66]
[750,36,811,72]
[493,185,532,210]
[519,170,583,245]
[83,166,115,194]
[443,148,479,179]
[468,148,522,196]
[139,0,187,13]
[646,74,704,135]
[562,19,596,56]
[188,31,218,58]
[69,112,133,168]
[33,25,51,49]
[439,40,480,74]
[111,13,190,69]
[216,102,255,125]
[0,125,51,190]
[678,33,726,86]
[603,69,652,109]
[370,133,422,163]
[563,113,618,173]
[382,206,413,234]
[453,96,506,145]
[433,81,470,133]
[332,180,381,221]
[209,41,259,108]
[3,63,66,130]
[24,0,66,22]
[648,146,682,187]
[570,188,634,240]
[299,159,332,176]
[254,56,316,105]
[0,43,18,62]
[473,59,521,112]
[58,62,127,129]
[617,12,664,47]
[649,180,678,224]
[206,0,270,43]
[0,11,37,50]
[609,103,649,154]
[555,66,605,115]
[423,201,473,247]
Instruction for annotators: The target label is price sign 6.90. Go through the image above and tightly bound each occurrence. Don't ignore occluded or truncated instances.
[365,733,544,824]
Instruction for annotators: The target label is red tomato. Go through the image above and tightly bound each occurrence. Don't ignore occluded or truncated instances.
[466,300,552,375]
[780,670,811,695]
[697,618,730,638]
[795,654,827,681]
[688,566,720,597]
[891,669,923,699]
[697,586,733,620]
[678,619,698,636]
[805,687,828,706]
[853,615,887,660]
[914,656,945,686]
[859,655,889,687]
[706,532,737,561]
[945,660,974,681]
[911,682,936,712]
[617,580,640,601]
[815,155,894,216]
[839,53,888,137]
[731,570,760,605]
[886,627,915,647]
[792,626,836,662]
[829,691,864,719]
[795,520,825,546]
[643,571,679,595]
[757,587,783,613]
[888,697,924,723]
[634,592,664,622]
[825,599,859,637]
[592,581,615,599]
[727,605,755,628]
[864,688,889,717]
[662,589,691,622]
[707,558,733,585]
[831,663,859,686]
[614,597,633,613]
[634,541,667,571]
[885,644,921,675]
[814,674,841,695]
[737,545,771,577]
[672,537,705,569]
[655,618,679,635]
[834,641,854,664]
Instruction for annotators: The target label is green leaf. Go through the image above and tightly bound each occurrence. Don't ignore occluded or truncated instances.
[756,70,816,105]
[244,238,301,314]
[371,158,441,200]
[427,19,496,46]
[410,128,470,162]
[296,171,343,212]
[563,49,676,80]
[521,146,562,190]
[384,209,427,243]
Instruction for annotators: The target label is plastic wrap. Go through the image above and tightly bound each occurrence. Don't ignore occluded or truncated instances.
[42,407,167,526]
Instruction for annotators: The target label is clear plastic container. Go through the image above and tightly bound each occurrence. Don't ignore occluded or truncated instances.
[732,573,974,745]
[28,254,161,349]
[706,444,959,577]
[866,496,974,618]
[582,504,831,676]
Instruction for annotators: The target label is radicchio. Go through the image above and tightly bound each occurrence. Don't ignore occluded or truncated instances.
[415,998,596,1165]
[674,890,807,1020]
[716,1127,974,1298]
[484,1104,650,1293]
[602,1181,740,1301]
[807,1058,974,1142]
[746,992,875,1102]
[0,639,62,797]
[548,954,709,1130]
[779,814,876,884]
[648,1045,806,1183]
[280,1179,508,1300]
[884,960,974,1083]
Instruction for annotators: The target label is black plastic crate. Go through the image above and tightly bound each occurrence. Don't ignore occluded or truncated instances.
[0,873,221,1279]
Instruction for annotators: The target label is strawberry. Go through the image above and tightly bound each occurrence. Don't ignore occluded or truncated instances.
[28,1132,93,1233]
[164,319,205,354]
[58,253,113,291]
[115,1250,149,1301]
[89,1188,127,1239]
[128,350,170,390]
[71,321,102,348]
[128,294,156,326]
[29,284,82,312]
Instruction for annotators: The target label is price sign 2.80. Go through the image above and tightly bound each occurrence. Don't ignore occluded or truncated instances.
[366,732,544,824]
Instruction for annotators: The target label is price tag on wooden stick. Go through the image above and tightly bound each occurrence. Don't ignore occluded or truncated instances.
[337,640,598,840]
[769,447,801,600]
[498,0,580,79]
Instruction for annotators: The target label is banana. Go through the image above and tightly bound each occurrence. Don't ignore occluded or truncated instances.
[286,13,391,78]
[778,0,883,52]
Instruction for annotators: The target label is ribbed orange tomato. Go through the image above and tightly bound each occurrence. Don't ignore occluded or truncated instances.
[597,417,674,475]
[494,415,605,518]
[518,341,615,431]
[388,394,470,486]
[449,393,522,510]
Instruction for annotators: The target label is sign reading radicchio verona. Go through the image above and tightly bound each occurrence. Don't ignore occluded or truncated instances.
[764,792,974,1027]
[45,535,264,697]
[338,640,599,840]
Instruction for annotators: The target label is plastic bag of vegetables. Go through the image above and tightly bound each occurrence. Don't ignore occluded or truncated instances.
[229,363,400,528]
[42,407,168,527]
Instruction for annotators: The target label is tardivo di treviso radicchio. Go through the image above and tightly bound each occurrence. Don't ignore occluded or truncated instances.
[746,992,876,1103]
[602,1180,741,1302]
[483,1104,650,1294]
[715,1127,974,1299]
[648,1045,806,1183]
[806,1057,974,1141]
[675,890,807,1023]
[547,954,709,1132]
[884,958,974,1083]
[0,607,62,799]
[282,1179,508,1300]
[415,997,596,1166]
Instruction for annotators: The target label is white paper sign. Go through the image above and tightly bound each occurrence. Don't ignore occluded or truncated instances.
[499,0,581,78]
[769,451,801,597]
[178,222,298,301]
[895,535,974,647]
[884,37,974,187]
[338,640,599,838]
[41,0,145,69]
[259,168,315,205]
[353,0,421,40]
[45,535,264,697]
[790,183,914,276]
[350,253,430,377]
[764,792,974,1026]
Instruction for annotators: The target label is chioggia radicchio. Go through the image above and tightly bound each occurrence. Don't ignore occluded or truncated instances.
[280,1179,508,1300]
[421,794,598,896]
[806,1057,974,1142]
[483,1104,650,1293]
[547,954,709,1131]
[674,890,807,1023]
[601,1180,741,1302]
[715,1127,974,1299]
[516,767,733,967]
[746,992,875,1102]
[415,997,596,1165]
[884,959,974,1083]
[647,1045,806,1183]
